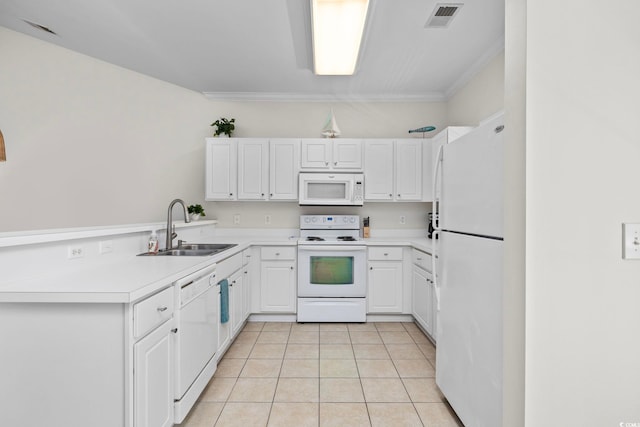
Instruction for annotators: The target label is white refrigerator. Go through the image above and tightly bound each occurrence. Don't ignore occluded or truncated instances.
[434,112,504,427]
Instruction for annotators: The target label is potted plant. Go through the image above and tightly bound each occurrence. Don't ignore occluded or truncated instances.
[211,117,236,137]
[187,204,206,221]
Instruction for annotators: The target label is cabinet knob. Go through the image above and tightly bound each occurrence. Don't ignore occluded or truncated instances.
[290,266,294,270]
[384,253,389,256]
[157,306,168,312]
[325,161,329,166]
[244,271,248,274]
[334,161,338,166]
[270,193,273,196]
[389,194,393,197]
[417,257,423,261]
[370,266,373,270]
[261,193,265,196]
[229,193,233,196]
[397,194,401,197]
[171,328,178,334]
[276,252,280,256]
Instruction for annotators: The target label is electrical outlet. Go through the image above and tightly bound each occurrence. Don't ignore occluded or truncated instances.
[67,245,84,259]
[623,223,640,259]
[400,215,406,225]
[265,215,271,225]
[233,214,241,225]
[99,240,113,254]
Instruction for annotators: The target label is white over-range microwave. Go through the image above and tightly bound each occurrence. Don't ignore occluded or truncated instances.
[298,173,364,206]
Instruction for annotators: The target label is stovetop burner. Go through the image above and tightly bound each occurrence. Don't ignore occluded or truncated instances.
[306,236,325,241]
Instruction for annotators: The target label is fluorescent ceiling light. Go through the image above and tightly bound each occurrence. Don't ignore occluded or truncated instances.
[311,0,370,75]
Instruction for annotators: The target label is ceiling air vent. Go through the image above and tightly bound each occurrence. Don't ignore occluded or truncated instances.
[425,3,463,28]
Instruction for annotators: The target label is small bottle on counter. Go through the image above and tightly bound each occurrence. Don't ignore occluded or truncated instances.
[363,217,370,238]
[147,230,159,254]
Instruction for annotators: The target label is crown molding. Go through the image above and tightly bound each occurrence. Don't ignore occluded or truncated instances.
[202,91,446,103]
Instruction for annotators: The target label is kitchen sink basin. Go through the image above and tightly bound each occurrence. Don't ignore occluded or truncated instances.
[138,243,236,256]
[178,243,237,251]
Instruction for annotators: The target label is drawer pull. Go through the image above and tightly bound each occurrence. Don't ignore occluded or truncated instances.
[180,280,194,289]
[157,306,168,312]
[171,328,178,333]
[384,253,389,256]
[416,257,423,261]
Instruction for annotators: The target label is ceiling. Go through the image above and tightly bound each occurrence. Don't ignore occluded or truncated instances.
[0,0,505,101]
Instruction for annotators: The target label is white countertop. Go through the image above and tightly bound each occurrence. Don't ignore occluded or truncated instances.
[0,234,433,304]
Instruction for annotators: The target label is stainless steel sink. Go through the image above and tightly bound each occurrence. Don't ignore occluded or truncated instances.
[178,243,237,251]
[138,243,236,256]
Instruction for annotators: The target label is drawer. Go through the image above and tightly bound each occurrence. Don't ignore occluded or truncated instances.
[261,246,296,260]
[134,286,174,339]
[412,249,433,271]
[368,246,403,261]
[217,252,243,280]
[242,249,252,266]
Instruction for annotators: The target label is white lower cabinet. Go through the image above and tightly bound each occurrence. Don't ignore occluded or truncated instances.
[367,247,404,313]
[411,249,436,340]
[215,253,244,357]
[258,246,296,313]
[134,319,175,427]
[229,269,245,336]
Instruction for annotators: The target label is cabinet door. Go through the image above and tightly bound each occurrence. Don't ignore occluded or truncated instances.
[260,261,296,312]
[205,139,237,200]
[333,139,362,169]
[300,139,331,169]
[229,270,245,336]
[134,320,174,427]
[429,276,437,342]
[217,286,231,356]
[364,140,394,200]
[237,139,269,200]
[395,140,422,201]
[367,261,403,313]
[421,139,433,201]
[412,266,432,335]
[269,139,300,200]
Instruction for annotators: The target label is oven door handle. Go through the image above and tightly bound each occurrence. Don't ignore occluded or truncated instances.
[298,245,367,252]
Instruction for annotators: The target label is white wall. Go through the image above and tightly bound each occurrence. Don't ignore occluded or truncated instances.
[447,51,505,126]
[0,27,446,233]
[0,27,213,232]
[524,1,640,425]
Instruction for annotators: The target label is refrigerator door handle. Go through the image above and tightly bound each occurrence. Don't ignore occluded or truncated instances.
[432,144,444,233]
[432,229,441,311]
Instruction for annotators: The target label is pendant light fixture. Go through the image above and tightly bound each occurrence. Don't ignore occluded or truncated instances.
[311,0,370,75]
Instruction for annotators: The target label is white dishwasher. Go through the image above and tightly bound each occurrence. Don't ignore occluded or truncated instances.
[174,263,218,423]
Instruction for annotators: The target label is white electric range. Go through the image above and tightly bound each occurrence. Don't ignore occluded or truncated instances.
[297,215,367,322]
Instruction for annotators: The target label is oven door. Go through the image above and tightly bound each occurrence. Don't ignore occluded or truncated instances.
[298,245,367,297]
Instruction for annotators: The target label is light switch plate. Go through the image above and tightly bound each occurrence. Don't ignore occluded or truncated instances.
[622,223,640,259]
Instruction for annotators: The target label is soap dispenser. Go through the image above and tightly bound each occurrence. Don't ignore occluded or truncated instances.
[147,230,159,254]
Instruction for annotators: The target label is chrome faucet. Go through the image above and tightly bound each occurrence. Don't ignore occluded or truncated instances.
[166,199,191,250]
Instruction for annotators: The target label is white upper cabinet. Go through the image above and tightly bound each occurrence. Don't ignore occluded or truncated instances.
[395,139,422,201]
[269,139,299,200]
[300,139,362,170]
[237,139,269,200]
[364,139,426,202]
[205,138,237,201]
[363,140,394,200]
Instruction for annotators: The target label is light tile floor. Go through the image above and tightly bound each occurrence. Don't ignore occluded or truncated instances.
[176,322,463,427]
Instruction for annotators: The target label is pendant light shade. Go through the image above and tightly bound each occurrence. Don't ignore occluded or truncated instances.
[311,0,370,75]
